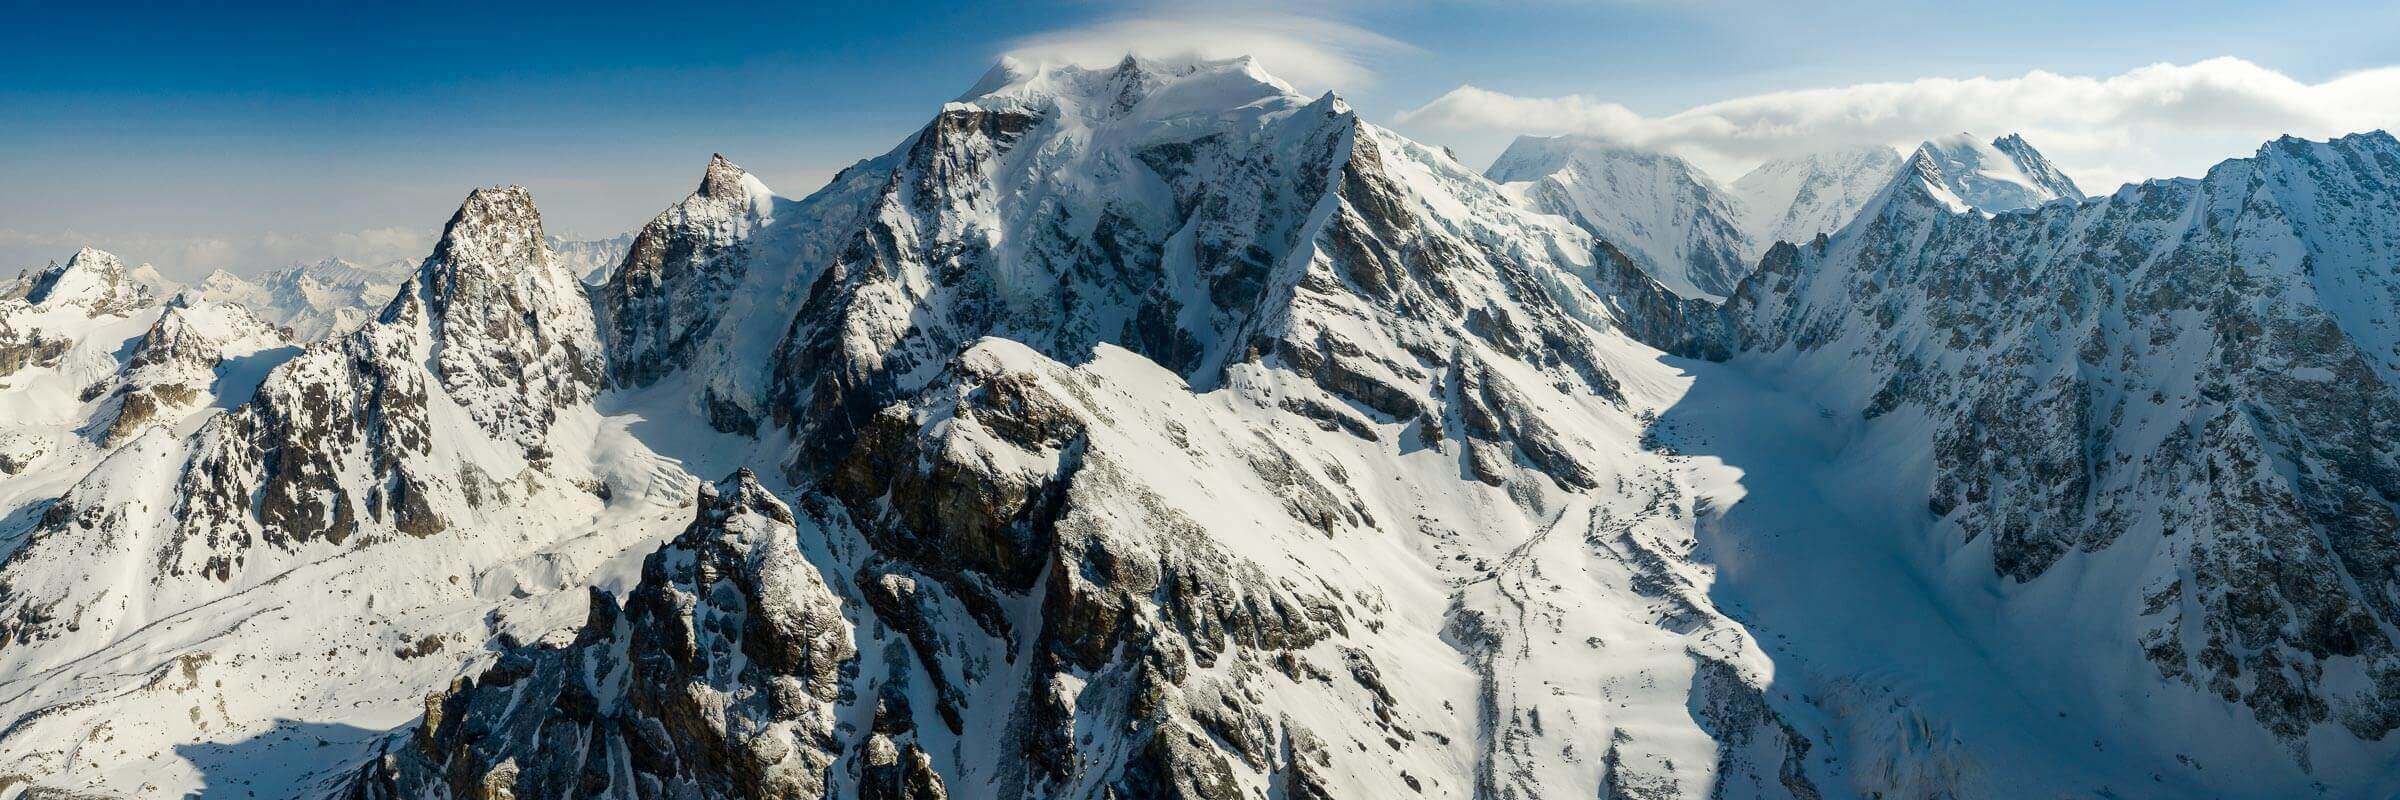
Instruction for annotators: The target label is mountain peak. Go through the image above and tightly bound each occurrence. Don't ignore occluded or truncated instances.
[1482,135,1751,298]
[699,153,751,200]
[25,246,150,314]
[421,186,549,287]
[1897,132,2084,214]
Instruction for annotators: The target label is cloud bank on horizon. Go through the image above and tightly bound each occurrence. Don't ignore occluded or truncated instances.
[1396,57,2400,192]
[1,225,432,278]
[992,10,2400,194]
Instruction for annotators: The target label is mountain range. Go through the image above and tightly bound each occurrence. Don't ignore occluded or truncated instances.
[1486,131,2084,300]
[0,55,2395,800]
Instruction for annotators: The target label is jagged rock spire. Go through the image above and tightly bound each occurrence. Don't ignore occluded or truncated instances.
[339,468,858,798]
[403,185,603,456]
[700,153,748,200]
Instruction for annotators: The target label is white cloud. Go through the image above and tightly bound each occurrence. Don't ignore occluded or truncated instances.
[1000,10,1415,95]
[1396,57,2400,191]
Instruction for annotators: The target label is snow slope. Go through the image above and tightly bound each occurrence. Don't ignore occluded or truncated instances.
[1729,145,1906,250]
[1487,135,1755,299]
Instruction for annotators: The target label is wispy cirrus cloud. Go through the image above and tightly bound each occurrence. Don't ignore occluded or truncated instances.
[1000,10,1416,95]
[1397,57,2400,191]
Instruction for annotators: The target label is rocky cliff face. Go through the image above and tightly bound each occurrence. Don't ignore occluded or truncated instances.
[346,470,856,799]
[1721,130,2400,768]
[597,154,778,389]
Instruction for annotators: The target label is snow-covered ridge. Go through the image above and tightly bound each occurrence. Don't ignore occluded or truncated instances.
[1486,133,2078,300]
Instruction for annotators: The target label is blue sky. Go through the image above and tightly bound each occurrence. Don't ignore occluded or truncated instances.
[7,0,2398,278]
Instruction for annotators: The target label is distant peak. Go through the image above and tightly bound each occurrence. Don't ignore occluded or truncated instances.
[27,246,148,312]
[1890,131,2082,214]
[1484,134,1690,186]
[63,247,124,274]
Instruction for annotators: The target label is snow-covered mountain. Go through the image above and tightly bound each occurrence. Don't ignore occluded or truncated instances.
[3,54,2398,800]
[347,56,1804,799]
[1729,145,1906,249]
[191,234,629,342]
[1900,132,2085,214]
[3,247,164,316]
[196,256,416,340]
[1708,129,2400,793]
[1487,135,1755,299]
[550,231,637,285]
[1490,134,2078,300]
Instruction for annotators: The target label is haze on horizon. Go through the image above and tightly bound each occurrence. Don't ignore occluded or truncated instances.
[6,0,2397,281]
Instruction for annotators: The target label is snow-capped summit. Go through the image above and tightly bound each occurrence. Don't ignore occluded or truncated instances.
[1486,135,1754,299]
[369,56,1798,800]
[1900,132,2085,214]
[18,247,154,315]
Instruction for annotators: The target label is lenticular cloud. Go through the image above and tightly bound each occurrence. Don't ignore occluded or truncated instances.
[999,11,1413,95]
